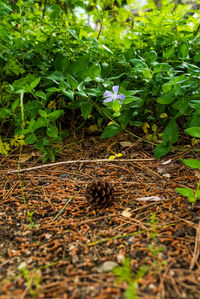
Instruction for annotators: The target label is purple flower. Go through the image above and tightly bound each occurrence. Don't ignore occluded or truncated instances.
[103,86,125,104]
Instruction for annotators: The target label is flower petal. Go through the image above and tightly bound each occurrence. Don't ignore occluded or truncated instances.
[112,86,119,94]
[103,97,114,103]
[103,91,113,98]
[117,94,125,101]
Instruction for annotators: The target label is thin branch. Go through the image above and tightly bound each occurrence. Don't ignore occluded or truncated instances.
[7,158,154,174]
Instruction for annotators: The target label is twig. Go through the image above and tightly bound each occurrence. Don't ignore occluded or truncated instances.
[52,191,80,222]
[7,158,154,174]
[190,221,200,270]
[87,222,176,246]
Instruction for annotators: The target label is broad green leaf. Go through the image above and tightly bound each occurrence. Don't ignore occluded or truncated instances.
[179,43,189,59]
[46,125,58,138]
[30,77,40,89]
[112,100,121,113]
[157,91,175,104]
[36,91,46,100]
[144,50,157,64]
[176,187,195,202]
[59,81,69,90]
[153,63,173,74]
[123,96,142,105]
[39,109,47,118]
[61,89,74,100]
[101,125,122,139]
[11,99,19,112]
[70,54,90,76]
[0,108,13,119]
[47,110,64,121]
[185,127,200,138]
[182,159,200,169]
[25,133,37,145]
[81,102,93,120]
[28,118,36,132]
[87,63,101,78]
[154,143,172,159]
[66,74,78,91]
[163,46,175,59]
[162,118,179,145]
[54,54,70,73]
[46,71,65,82]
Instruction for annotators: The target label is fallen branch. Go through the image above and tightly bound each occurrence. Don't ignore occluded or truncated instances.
[7,158,154,174]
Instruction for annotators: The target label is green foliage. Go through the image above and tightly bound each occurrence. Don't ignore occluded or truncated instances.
[19,263,41,296]
[176,127,200,203]
[113,258,149,299]
[0,0,199,160]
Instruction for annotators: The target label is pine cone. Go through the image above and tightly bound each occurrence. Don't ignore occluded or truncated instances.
[85,180,114,209]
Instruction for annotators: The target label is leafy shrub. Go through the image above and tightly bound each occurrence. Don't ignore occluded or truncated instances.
[0,0,199,161]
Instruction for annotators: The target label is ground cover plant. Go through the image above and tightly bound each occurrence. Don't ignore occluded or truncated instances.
[0,0,200,298]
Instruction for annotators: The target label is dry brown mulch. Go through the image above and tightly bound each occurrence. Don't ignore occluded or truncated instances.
[0,133,200,299]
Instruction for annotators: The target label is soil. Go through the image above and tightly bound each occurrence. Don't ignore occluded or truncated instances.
[0,133,200,299]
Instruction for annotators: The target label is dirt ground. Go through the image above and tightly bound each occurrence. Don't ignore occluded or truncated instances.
[0,133,200,299]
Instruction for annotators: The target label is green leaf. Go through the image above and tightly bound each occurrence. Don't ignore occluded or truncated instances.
[101,124,122,139]
[0,108,13,119]
[176,187,195,202]
[179,43,189,59]
[182,159,200,169]
[154,143,172,159]
[112,100,121,113]
[70,54,90,76]
[46,125,58,138]
[11,99,19,112]
[162,118,179,145]
[47,110,64,121]
[28,118,36,132]
[39,109,47,118]
[25,133,37,144]
[81,102,93,120]
[66,74,78,91]
[153,63,173,74]
[30,77,41,89]
[54,54,70,73]
[61,89,74,100]
[87,63,101,78]
[163,46,175,59]
[144,50,157,64]
[123,96,142,105]
[157,90,175,104]
[185,127,200,138]
[46,71,65,82]
[36,91,46,100]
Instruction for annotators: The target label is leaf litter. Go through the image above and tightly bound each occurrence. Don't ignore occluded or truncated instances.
[0,133,200,299]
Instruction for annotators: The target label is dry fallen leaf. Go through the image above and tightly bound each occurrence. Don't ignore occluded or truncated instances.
[119,141,134,148]
[122,208,132,218]
[136,196,165,202]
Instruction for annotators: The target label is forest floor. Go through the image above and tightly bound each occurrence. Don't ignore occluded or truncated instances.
[0,132,200,299]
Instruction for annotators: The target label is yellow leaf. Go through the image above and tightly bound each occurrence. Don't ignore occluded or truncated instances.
[142,122,150,134]
[160,113,168,119]
[108,155,116,160]
[87,125,99,133]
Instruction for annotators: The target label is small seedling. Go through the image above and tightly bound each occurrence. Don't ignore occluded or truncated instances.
[146,214,166,268]
[176,158,200,203]
[27,211,37,228]
[113,258,149,299]
[19,263,41,296]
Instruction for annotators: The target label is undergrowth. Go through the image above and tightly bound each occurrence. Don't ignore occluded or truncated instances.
[0,0,200,162]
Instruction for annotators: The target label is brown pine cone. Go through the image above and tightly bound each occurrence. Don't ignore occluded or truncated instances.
[85,180,114,209]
